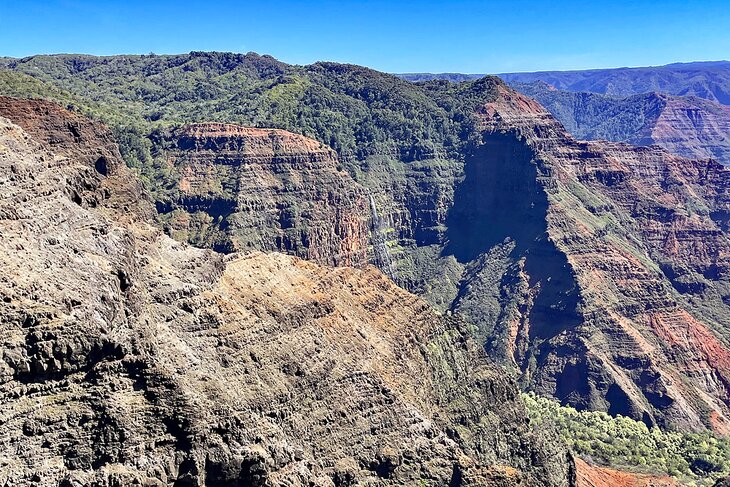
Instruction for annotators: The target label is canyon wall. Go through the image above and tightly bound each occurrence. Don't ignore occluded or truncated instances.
[157,122,370,266]
[464,85,730,433]
[138,79,730,434]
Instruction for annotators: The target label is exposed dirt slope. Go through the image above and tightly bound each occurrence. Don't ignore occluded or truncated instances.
[574,458,678,487]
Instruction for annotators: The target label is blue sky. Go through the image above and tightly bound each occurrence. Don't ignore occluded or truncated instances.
[1,0,728,73]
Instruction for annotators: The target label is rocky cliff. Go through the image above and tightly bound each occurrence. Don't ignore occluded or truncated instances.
[461,85,730,433]
[135,77,730,435]
[155,122,370,266]
[0,97,572,485]
[574,458,678,487]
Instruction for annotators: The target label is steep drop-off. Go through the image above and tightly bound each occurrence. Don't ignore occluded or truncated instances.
[3,54,730,439]
[0,98,573,485]
[155,122,370,265]
[466,85,730,433]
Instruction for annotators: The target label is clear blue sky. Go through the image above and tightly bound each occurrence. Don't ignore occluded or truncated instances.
[1,0,728,73]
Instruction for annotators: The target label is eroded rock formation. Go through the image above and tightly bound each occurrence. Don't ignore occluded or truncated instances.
[465,85,730,433]
[574,457,678,487]
[157,122,369,266]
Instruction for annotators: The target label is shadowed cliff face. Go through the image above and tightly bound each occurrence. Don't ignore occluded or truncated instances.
[471,86,730,433]
[446,134,544,263]
[446,132,581,345]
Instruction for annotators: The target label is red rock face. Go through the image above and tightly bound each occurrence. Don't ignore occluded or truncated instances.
[475,85,730,433]
[639,94,730,165]
[574,457,678,487]
[159,122,370,266]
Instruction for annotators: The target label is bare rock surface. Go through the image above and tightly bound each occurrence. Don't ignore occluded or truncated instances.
[573,457,678,487]
[157,122,370,266]
[470,84,730,433]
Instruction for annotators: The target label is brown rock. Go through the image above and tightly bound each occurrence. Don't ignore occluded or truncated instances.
[158,122,370,265]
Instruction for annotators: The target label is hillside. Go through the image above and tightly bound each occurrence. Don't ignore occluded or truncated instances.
[1,52,729,450]
[513,81,730,165]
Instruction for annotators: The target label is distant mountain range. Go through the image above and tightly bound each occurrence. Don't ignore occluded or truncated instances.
[514,81,730,165]
[399,60,730,105]
[500,61,730,105]
[398,61,730,164]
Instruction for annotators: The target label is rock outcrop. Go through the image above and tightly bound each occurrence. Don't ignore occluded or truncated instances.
[463,84,730,433]
[157,122,370,266]
[0,96,153,221]
[0,98,572,485]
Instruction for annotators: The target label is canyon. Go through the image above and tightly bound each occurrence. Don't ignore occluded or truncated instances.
[0,97,572,485]
[3,54,727,432]
[511,82,730,166]
[1,52,730,484]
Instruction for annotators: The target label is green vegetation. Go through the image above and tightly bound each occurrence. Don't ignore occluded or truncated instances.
[0,52,503,224]
[524,392,730,485]
[0,52,498,164]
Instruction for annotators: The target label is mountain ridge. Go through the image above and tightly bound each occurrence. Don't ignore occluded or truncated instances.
[398,60,730,105]
[512,82,730,165]
[0,95,573,486]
